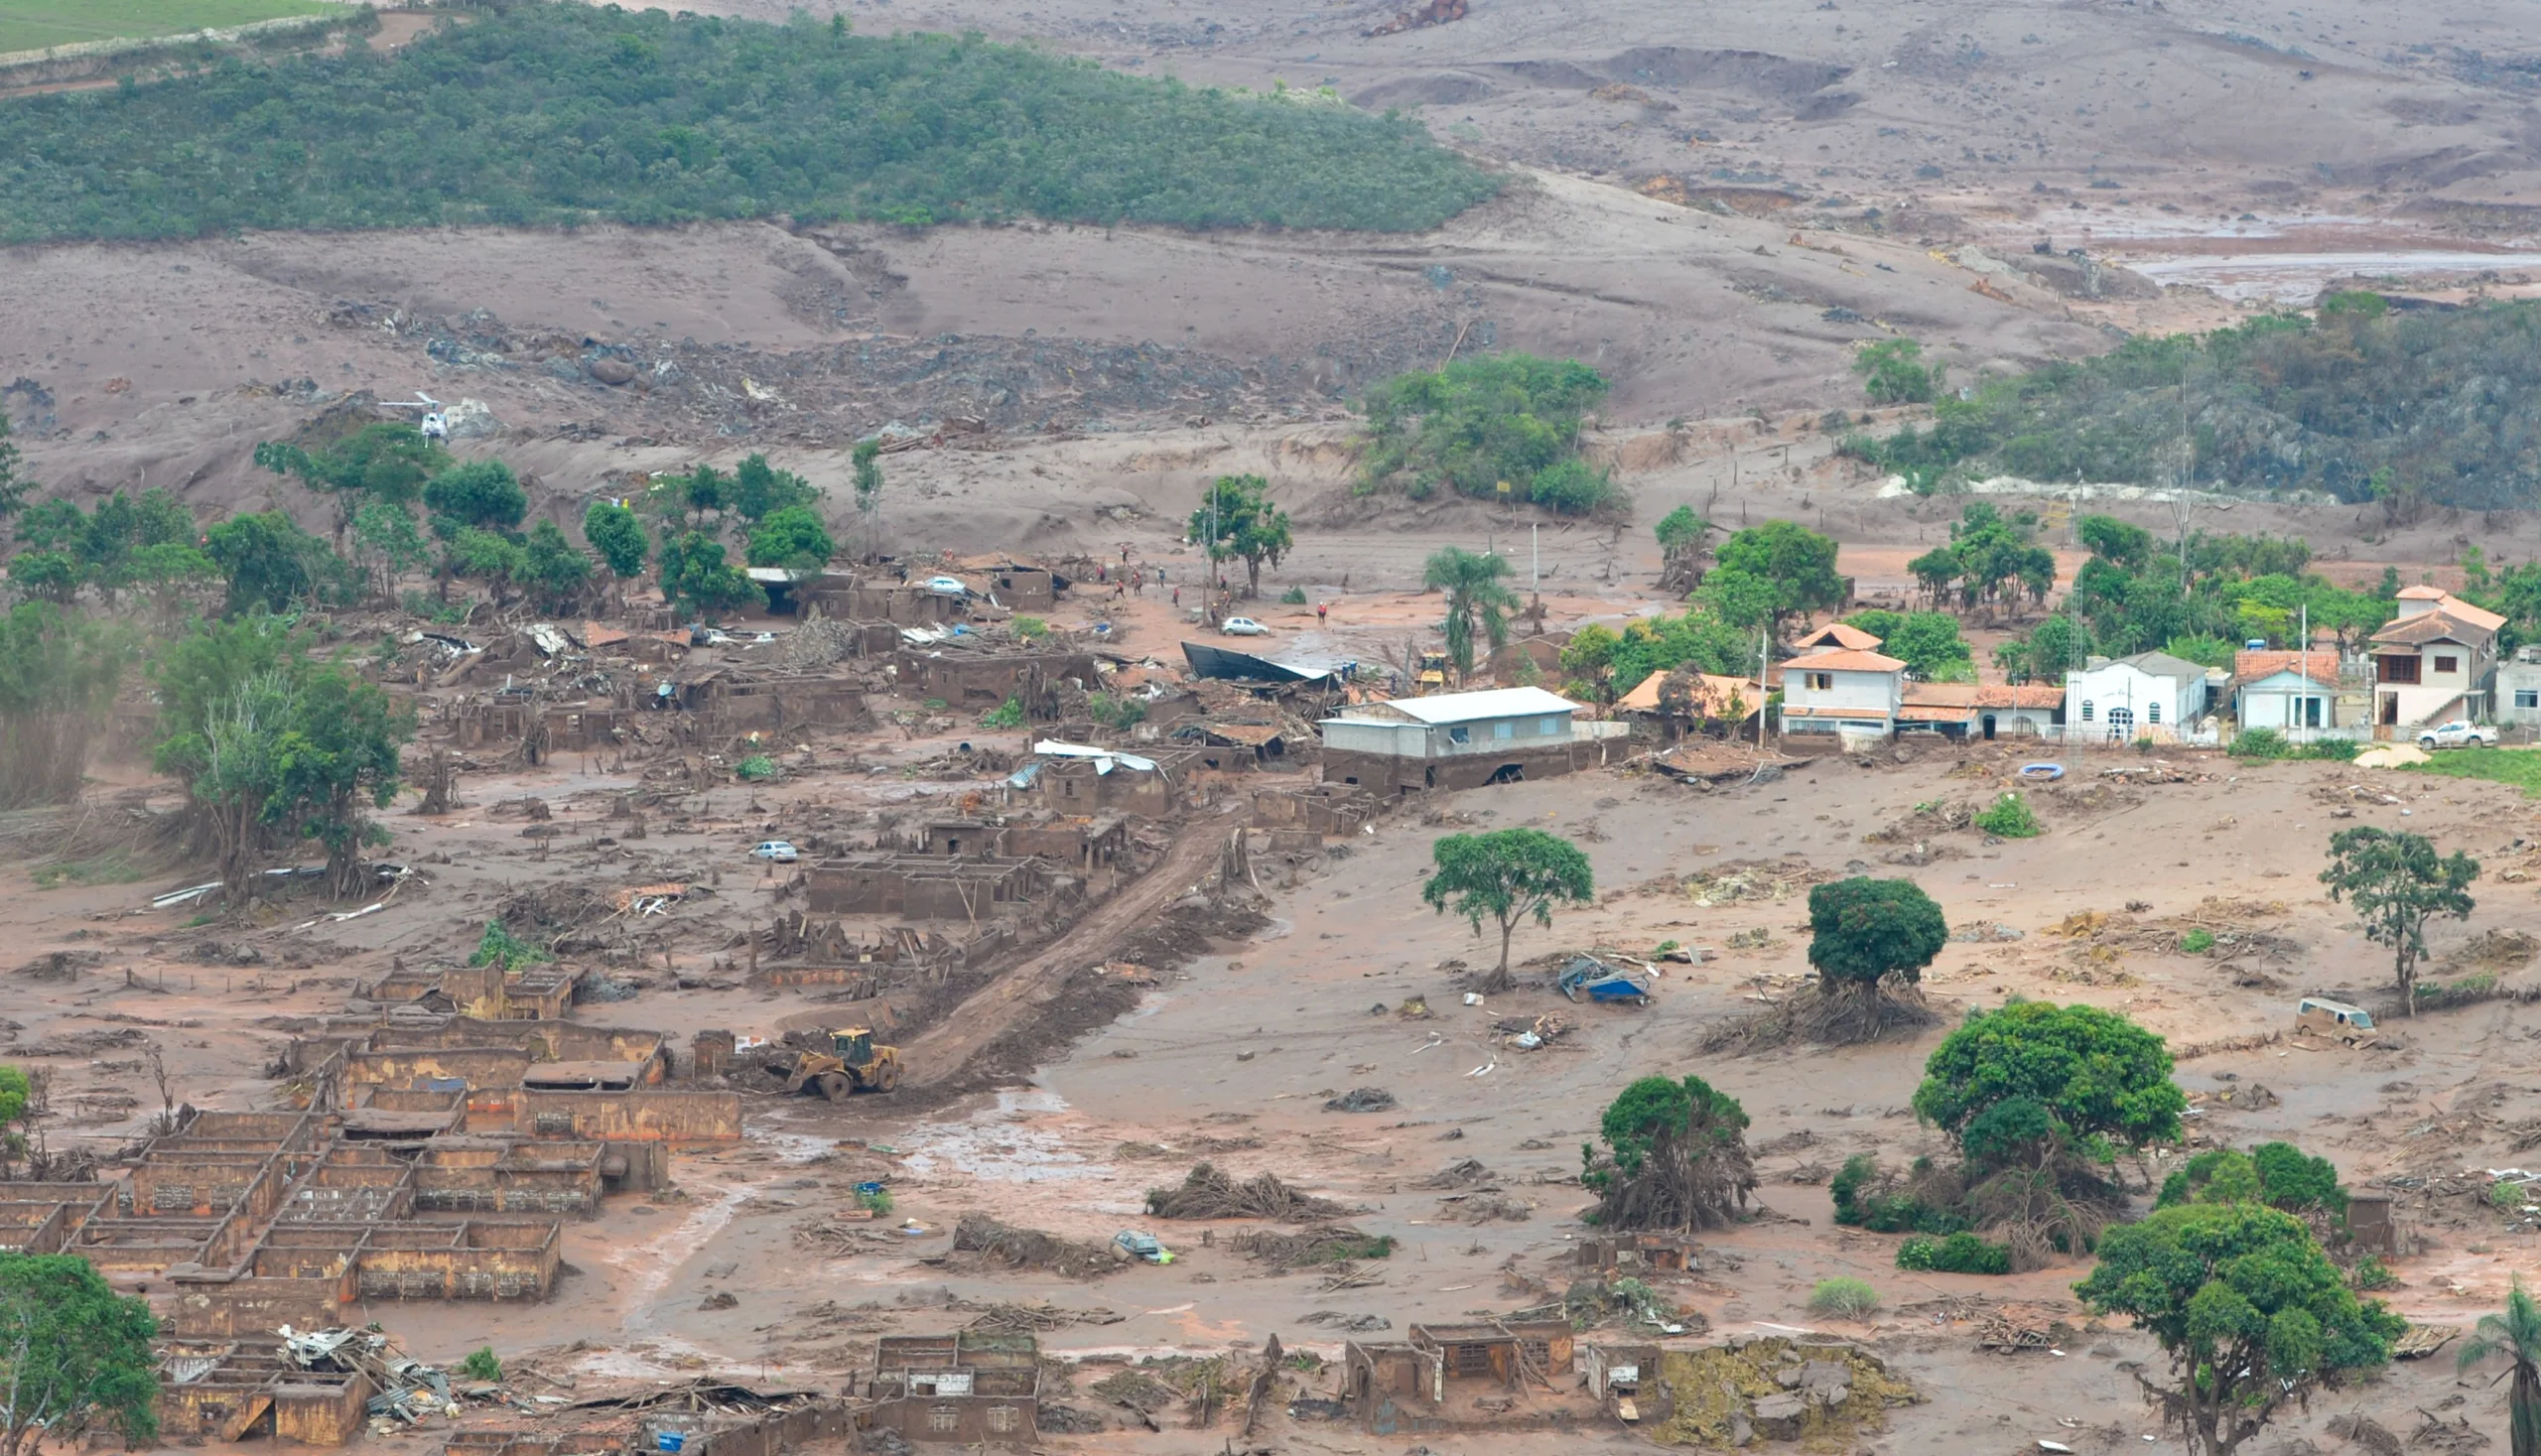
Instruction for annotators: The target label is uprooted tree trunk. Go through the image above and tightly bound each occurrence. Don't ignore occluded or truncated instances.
[1699,975,1941,1054]
[1584,1115,1756,1233]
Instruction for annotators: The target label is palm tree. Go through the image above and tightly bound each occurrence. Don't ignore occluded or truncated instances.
[2462,1276,2541,1456]
[1423,546,1517,682]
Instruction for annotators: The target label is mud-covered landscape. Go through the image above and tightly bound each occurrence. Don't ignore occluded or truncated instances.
[13,0,2541,1454]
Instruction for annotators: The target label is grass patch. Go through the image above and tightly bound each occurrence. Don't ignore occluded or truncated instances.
[31,851,148,889]
[1807,1276,1881,1320]
[469,920,552,968]
[0,3,1497,243]
[0,0,334,54]
[2400,746,2541,797]
[1972,792,2042,839]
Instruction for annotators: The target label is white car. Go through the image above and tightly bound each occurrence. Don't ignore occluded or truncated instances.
[921,575,969,596]
[2419,720,2500,749]
[749,841,800,862]
[1219,616,1270,636]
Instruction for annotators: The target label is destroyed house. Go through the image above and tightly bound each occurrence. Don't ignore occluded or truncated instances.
[1343,1320,1577,1434]
[360,960,583,1021]
[864,1333,1040,1444]
[1320,687,1586,794]
[677,671,870,734]
[804,854,1065,919]
[894,648,1099,707]
[1009,743,1198,816]
[160,1339,371,1446]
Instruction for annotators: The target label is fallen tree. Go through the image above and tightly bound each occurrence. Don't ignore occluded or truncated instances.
[1144,1162,1349,1221]
[1581,1074,1756,1232]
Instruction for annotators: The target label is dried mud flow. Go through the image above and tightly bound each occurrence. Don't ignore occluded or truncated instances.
[13,0,2541,1452]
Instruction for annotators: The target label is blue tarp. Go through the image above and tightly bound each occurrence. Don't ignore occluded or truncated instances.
[1557,957,1653,1004]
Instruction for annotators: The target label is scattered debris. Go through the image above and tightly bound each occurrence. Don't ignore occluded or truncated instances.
[947,1213,1121,1279]
[1324,1087,1397,1114]
[1145,1163,1350,1221]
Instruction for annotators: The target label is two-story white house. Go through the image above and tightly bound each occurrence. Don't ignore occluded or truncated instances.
[1777,646,1907,736]
[2369,586,2501,729]
[2064,651,2212,741]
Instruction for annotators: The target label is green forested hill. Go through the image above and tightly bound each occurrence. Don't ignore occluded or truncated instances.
[0,2,1499,241]
[1848,295,2541,511]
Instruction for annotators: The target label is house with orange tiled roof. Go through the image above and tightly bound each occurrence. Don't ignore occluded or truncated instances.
[2369,589,2500,728]
[1778,645,1906,736]
[2233,646,2352,732]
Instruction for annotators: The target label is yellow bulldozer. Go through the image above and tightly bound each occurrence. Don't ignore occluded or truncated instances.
[1414,650,1449,691]
[770,1027,902,1100]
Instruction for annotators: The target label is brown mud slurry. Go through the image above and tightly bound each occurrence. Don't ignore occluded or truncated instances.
[13,0,2541,1446]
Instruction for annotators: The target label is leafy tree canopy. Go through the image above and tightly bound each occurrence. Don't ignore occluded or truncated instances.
[1805,876,1948,990]
[423,461,528,535]
[1914,998,2186,1157]
[729,455,816,523]
[1422,545,1518,678]
[2073,1202,2403,1455]
[1580,1074,1756,1232]
[2321,826,2478,1014]
[519,520,595,612]
[2157,1142,2347,1219]
[1840,300,2541,512]
[1360,355,1616,513]
[583,501,649,581]
[659,531,763,621]
[0,1253,162,1456]
[203,511,356,616]
[1855,337,1942,405]
[1419,827,1594,992]
[1841,608,1971,681]
[745,505,835,573]
[1189,474,1294,597]
[0,5,1497,243]
[1707,519,1845,636]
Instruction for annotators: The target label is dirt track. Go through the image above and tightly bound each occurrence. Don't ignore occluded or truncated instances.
[896,803,1246,1089]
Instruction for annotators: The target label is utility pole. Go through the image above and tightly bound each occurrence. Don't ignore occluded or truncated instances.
[1757,626,1771,756]
[2298,602,2310,747]
[1530,523,1539,594]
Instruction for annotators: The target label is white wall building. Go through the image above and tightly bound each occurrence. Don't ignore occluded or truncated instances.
[2064,651,2211,741]
[1777,647,1905,735]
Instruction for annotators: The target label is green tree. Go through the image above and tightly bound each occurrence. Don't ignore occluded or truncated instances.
[1422,546,1517,680]
[442,527,527,607]
[1708,519,1845,639]
[203,511,353,616]
[746,505,833,573]
[1805,876,1947,995]
[852,439,884,545]
[1913,999,2187,1159]
[0,602,129,810]
[1419,827,1594,993]
[1654,504,1712,591]
[2073,1203,2403,1456]
[253,421,447,550]
[423,460,529,534]
[519,519,594,613]
[270,664,409,898]
[1854,337,1940,404]
[0,1066,24,1178]
[1841,609,1970,680]
[0,412,28,524]
[1359,354,1609,503]
[1579,1074,1755,1232]
[729,454,816,521]
[2460,1277,2541,1456]
[2157,1142,2346,1221]
[1559,622,1622,702]
[1189,474,1294,599]
[351,498,430,601]
[583,501,649,586]
[0,1253,162,1456]
[662,463,731,530]
[658,532,763,621]
[2320,826,2479,1015]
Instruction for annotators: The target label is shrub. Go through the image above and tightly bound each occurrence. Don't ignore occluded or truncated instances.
[1280,586,1308,604]
[1895,1232,2012,1274]
[2307,736,2360,760]
[735,754,778,780]
[2351,1256,2399,1290]
[1529,459,1626,516]
[1854,338,1940,404]
[1358,355,1610,504]
[1087,693,1148,731]
[980,697,1025,729]
[1830,1154,1965,1235]
[2230,727,2290,759]
[1011,615,1048,639]
[856,1185,894,1216]
[470,922,552,967]
[2491,1178,2531,1214]
[1972,792,2042,839]
[2180,928,2215,954]
[460,1347,502,1383]
[1807,1277,1881,1320]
